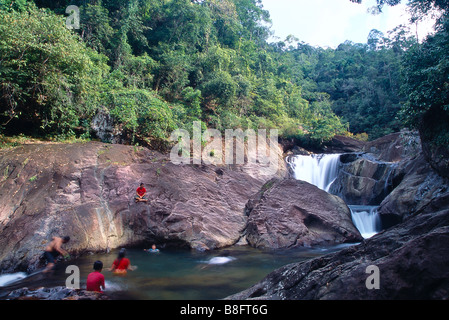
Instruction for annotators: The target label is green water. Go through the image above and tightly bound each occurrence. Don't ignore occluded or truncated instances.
[1,244,355,300]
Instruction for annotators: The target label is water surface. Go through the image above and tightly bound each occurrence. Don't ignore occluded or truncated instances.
[0,244,354,300]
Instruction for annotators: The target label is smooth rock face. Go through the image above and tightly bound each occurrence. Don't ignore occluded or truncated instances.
[378,154,449,228]
[325,131,449,231]
[329,155,400,205]
[363,132,420,163]
[329,132,422,206]
[0,142,285,272]
[245,179,363,249]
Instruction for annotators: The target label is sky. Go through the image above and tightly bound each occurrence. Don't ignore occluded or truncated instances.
[260,0,436,48]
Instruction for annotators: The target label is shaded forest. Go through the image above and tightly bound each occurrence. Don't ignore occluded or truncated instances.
[1,0,448,150]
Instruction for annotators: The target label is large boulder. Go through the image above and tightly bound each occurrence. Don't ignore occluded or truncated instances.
[363,131,421,163]
[329,154,399,205]
[0,141,285,272]
[324,135,366,153]
[329,155,396,205]
[244,178,363,249]
[227,205,449,300]
[329,131,422,206]
[378,154,449,229]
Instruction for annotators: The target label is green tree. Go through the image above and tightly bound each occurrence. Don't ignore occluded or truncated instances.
[0,4,108,136]
[1,0,353,149]
[400,16,449,146]
[80,2,114,55]
[105,88,179,147]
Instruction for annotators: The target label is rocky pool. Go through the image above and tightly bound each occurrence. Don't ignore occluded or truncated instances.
[0,244,355,300]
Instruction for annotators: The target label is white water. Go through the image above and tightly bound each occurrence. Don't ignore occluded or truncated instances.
[0,272,27,287]
[349,205,382,239]
[205,256,236,265]
[288,154,341,192]
[288,153,382,238]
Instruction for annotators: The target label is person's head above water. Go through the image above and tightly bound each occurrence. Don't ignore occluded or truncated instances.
[118,248,126,259]
[93,260,103,271]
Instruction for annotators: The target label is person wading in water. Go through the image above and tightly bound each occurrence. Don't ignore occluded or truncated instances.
[43,236,71,273]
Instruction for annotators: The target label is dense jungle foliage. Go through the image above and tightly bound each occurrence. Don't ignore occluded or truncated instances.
[0,0,448,149]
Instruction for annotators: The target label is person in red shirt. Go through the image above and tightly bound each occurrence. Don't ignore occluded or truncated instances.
[86,260,105,292]
[135,183,148,203]
[108,248,136,275]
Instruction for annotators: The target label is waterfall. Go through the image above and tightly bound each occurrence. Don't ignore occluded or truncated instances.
[0,272,27,286]
[348,205,382,239]
[288,153,383,239]
[287,153,340,192]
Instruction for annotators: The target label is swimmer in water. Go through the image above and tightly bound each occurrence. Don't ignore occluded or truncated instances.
[108,248,137,275]
[144,244,160,253]
[86,261,105,293]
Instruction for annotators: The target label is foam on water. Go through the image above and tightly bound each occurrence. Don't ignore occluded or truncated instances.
[104,280,126,292]
[0,273,27,287]
[206,257,236,265]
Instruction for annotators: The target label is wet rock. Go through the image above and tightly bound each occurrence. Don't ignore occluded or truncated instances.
[363,131,421,163]
[7,286,110,300]
[330,132,421,206]
[378,154,449,228]
[227,207,449,300]
[329,155,399,205]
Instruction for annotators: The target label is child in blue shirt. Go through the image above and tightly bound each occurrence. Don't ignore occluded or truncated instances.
[144,244,160,253]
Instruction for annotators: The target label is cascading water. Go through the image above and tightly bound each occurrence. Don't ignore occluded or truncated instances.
[348,205,382,239]
[288,153,382,239]
[287,154,341,192]
[0,272,26,286]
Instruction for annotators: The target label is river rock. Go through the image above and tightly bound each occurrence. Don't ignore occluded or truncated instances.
[324,135,366,153]
[329,132,421,206]
[0,141,285,272]
[244,178,363,249]
[378,154,449,229]
[7,286,110,300]
[227,205,449,300]
[329,155,399,205]
[363,131,421,163]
